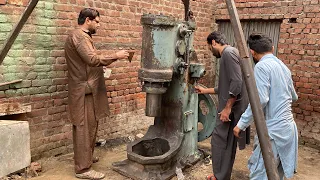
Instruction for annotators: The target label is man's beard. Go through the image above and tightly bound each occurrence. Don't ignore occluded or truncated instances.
[252,56,259,64]
[88,28,96,35]
[211,48,221,58]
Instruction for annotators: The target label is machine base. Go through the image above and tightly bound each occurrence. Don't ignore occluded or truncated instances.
[112,152,202,180]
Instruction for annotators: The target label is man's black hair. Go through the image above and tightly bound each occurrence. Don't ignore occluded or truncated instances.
[207,31,228,45]
[247,32,273,54]
[78,8,100,25]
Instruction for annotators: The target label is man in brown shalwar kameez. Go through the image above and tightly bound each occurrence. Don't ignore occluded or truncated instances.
[65,8,129,179]
[195,31,250,180]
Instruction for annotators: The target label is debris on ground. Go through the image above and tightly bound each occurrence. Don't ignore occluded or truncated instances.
[135,133,144,139]
[204,155,212,166]
[0,162,42,180]
[26,162,42,177]
[128,136,135,142]
[95,139,107,147]
[176,167,185,180]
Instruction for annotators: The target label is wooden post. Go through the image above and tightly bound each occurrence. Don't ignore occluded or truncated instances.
[225,0,280,179]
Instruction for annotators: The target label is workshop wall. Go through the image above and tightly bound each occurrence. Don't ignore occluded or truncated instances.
[0,0,215,160]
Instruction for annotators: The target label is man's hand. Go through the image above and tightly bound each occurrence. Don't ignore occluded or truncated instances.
[233,126,241,138]
[116,50,129,59]
[194,85,206,94]
[218,107,231,122]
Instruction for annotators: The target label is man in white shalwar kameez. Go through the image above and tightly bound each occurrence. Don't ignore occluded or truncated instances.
[233,33,298,180]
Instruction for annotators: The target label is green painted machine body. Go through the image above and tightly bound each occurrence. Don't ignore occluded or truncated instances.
[113,14,217,180]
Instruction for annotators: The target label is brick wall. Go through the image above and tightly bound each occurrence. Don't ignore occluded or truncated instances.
[213,0,320,148]
[0,0,215,160]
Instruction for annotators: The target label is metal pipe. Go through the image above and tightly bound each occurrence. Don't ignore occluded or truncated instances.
[0,0,39,64]
[0,79,22,87]
[145,93,162,117]
[182,0,190,21]
[225,0,280,179]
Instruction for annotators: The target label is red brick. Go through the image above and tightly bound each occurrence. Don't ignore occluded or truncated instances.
[33,102,45,109]
[303,83,313,89]
[110,91,117,97]
[305,5,320,13]
[52,78,67,85]
[27,109,48,118]
[305,116,313,121]
[312,62,320,67]
[7,0,28,6]
[54,99,67,106]
[299,88,313,94]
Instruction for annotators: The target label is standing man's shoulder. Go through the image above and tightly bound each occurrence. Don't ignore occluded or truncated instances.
[67,29,87,40]
[227,46,240,57]
[65,29,89,48]
[226,46,239,53]
[222,46,241,62]
[253,59,272,76]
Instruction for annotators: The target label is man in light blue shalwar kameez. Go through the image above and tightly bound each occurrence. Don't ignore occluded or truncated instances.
[233,33,298,180]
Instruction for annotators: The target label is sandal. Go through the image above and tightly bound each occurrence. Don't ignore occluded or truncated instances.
[206,174,216,180]
[93,157,99,163]
[75,170,105,180]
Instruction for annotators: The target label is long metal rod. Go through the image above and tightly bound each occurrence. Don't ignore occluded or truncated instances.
[182,0,190,21]
[0,0,39,64]
[0,79,23,87]
[224,0,280,179]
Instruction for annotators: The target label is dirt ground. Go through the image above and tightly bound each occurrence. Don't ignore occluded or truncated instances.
[24,138,320,180]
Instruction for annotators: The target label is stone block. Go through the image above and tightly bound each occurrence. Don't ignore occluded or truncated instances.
[0,120,30,178]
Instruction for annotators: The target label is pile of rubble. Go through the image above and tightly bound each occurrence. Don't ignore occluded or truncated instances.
[0,162,41,180]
